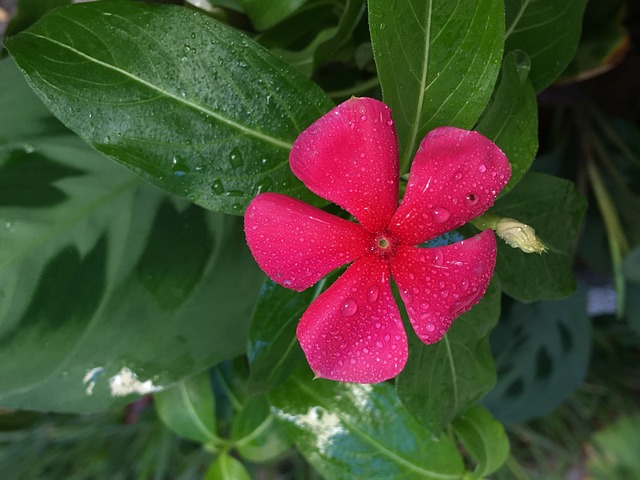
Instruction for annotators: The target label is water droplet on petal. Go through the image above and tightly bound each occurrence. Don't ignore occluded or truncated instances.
[341,298,358,317]
[461,278,469,291]
[465,193,479,206]
[360,115,367,121]
[432,207,451,223]
[386,118,394,126]
[478,164,487,173]
[454,172,463,181]
[434,251,444,266]
[403,290,413,304]
[368,286,379,303]
[425,322,436,332]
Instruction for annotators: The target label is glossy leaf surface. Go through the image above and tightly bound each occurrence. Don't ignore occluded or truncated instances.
[483,286,590,423]
[504,0,589,91]
[238,0,307,30]
[493,172,586,302]
[0,61,263,412]
[154,371,220,445]
[270,368,465,479]
[476,51,538,194]
[396,280,501,432]
[205,452,251,480]
[369,0,504,171]
[5,1,333,215]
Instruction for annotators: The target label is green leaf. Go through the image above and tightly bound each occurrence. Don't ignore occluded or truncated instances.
[504,0,589,91]
[314,0,366,67]
[154,371,220,445]
[238,0,308,30]
[452,406,510,478]
[247,279,326,394]
[231,394,291,462]
[5,1,333,215]
[396,280,501,433]
[205,452,251,480]
[0,61,264,411]
[270,368,465,479]
[369,0,504,172]
[483,286,590,423]
[493,172,587,302]
[476,51,538,194]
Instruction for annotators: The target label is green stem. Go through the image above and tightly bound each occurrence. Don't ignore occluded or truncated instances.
[470,211,501,231]
[505,454,532,480]
[585,157,627,317]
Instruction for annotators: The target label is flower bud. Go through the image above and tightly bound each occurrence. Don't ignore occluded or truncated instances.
[496,218,547,254]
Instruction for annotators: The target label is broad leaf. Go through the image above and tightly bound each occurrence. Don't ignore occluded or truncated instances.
[396,280,501,433]
[483,286,590,423]
[504,0,589,91]
[493,172,587,302]
[271,368,465,479]
[476,51,538,194]
[369,0,504,172]
[5,1,333,215]
[154,371,220,445]
[452,406,510,478]
[0,60,263,411]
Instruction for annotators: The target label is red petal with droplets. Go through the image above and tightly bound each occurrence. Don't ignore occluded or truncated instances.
[390,230,497,344]
[389,127,511,245]
[290,97,399,232]
[245,193,370,291]
[297,255,408,383]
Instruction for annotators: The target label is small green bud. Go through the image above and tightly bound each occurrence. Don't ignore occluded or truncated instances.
[496,218,547,254]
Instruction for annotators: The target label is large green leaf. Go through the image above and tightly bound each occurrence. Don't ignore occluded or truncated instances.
[493,172,587,302]
[5,1,333,215]
[504,0,589,91]
[270,368,465,479]
[476,50,538,194]
[396,280,501,433]
[0,61,263,412]
[369,0,504,172]
[483,286,590,423]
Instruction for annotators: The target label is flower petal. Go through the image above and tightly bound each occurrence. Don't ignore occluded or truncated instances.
[389,127,511,245]
[245,193,370,291]
[297,255,408,383]
[290,97,399,232]
[390,230,497,344]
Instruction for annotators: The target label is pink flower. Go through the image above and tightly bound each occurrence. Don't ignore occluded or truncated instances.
[245,97,511,383]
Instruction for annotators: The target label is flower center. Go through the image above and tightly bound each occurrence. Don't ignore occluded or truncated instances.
[371,233,397,258]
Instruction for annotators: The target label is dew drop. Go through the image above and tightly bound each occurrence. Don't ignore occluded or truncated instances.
[433,251,444,266]
[368,286,379,303]
[229,147,243,168]
[454,172,463,181]
[386,118,394,126]
[403,290,413,304]
[425,322,436,332]
[420,302,430,310]
[360,115,367,121]
[341,298,358,317]
[465,193,479,206]
[211,179,224,194]
[478,164,487,173]
[432,206,451,223]
[461,278,469,291]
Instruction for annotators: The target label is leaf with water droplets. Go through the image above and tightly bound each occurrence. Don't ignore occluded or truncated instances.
[5,1,334,215]
[270,367,465,479]
[369,0,504,172]
[396,279,501,433]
